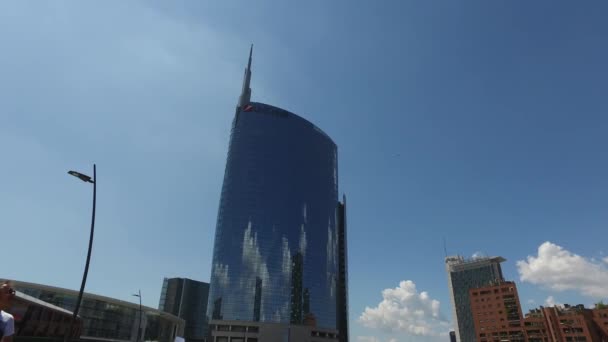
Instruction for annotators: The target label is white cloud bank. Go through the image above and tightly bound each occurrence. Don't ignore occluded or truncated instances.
[357,337,398,342]
[359,280,450,337]
[517,242,608,298]
[544,296,562,307]
[357,337,380,342]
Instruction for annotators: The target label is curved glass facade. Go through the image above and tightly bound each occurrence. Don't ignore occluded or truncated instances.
[208,102,339,329]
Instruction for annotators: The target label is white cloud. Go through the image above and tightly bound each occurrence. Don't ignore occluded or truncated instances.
[472,251,484,259]
[603,257,608,264]
[281,236,291,278]
[357,337,380,342]
[359,280,450,337]
[356,337,398,342]
[213,263,229,287]
[300,224,307,257]
[240,221,270,319]
[527,299,536,305]
[517,242,608,298]
[544,296,562,307]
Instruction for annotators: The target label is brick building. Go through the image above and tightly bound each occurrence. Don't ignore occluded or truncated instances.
[469,281,525,342]
[591,306,608,341]
[543,305,602,341]
[467,280,608,342]
[521,305,608,342]
[522,309,551,341]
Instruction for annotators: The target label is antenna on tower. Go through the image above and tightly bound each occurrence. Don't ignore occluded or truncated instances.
[443,237,448,258]
[237,44,253,109]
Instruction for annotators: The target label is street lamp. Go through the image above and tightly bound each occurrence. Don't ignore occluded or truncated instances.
[132,290,142,342]
[64,164,97,342]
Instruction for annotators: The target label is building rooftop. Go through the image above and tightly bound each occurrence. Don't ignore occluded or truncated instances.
[2,278,182,322]
[14,291,74,315]
[445,255,506,271]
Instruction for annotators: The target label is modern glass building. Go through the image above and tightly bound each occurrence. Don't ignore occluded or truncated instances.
[336,197,349,342]
[4,279,184,342]
[159,278,209,342]
[445,256,505,342]
[207,46,347,336]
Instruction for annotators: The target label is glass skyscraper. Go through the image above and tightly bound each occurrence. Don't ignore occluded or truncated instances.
[445,255,505,342]
[159,278,209,342]
[207,46,347,334]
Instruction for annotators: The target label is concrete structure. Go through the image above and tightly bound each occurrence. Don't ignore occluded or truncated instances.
[209,320,338,342]
[3,278,184,342]
[469,281,525,342]
[446,256,505,342]
[159,278,210,342]
[207,46,348,341]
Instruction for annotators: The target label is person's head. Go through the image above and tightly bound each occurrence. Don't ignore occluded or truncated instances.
[0,282,16,310]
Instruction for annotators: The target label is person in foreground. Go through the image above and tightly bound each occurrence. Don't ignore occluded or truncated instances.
[0,282,15,342]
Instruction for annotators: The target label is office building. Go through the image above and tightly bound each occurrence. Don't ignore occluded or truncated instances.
[449,331,456,342]
[207,46,348,341]
[336,197,349,342]
[469,281,525,341]
[445,255,505,342]
[159,278,210,342]
[3,278,184,342]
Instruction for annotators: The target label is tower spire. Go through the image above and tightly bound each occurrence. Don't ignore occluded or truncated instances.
[238,44,253,109]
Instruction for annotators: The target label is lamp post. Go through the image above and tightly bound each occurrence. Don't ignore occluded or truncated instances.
[64,165,96,342]
[132,290,142,342]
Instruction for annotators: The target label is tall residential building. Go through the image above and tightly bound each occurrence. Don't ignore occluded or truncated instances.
[521,304,608,342]
[522,308,551,341]
[469,281,525,342]
[543,305,603,342]
[159,278,209,342]
[207,46,348,342]
[446,255,505,342]
[592,305,608,339]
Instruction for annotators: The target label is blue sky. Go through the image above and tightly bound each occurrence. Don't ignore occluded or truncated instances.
[2,1,608,341]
